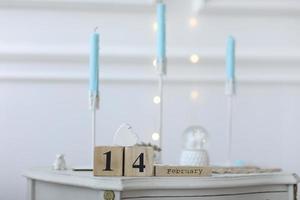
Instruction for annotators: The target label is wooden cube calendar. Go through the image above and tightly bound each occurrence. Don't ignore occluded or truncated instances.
[124,146,154,177]
[94,146,124,176]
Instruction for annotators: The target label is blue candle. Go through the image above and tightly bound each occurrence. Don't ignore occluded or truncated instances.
[226,36,235,80]
[89,31,99,94]
[157,2,166,63]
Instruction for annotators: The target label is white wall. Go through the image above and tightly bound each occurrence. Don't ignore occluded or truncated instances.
[1,0,300,199]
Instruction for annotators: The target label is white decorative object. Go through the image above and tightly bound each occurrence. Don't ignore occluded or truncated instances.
[53,154,67,170]
[180,149,209,166]
[180,126,209,166]
[113,123,139,146]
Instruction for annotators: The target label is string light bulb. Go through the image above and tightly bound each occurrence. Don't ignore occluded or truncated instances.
[190,54,200,64]
[152,132,160,141]
[153,96,161,104]
[152,59,157,67]
[152,22,158,32]
[190,90,199,100]
[189,17,198,28]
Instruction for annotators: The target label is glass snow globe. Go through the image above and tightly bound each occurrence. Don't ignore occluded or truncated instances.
[179,125,209,166]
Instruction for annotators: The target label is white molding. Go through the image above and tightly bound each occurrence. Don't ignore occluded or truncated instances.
[0,0,154,12]
[1,46,300,83]
[203,0,300,16]
[2,73,300,84]
[0,46,299,65]
[0,71,223,83]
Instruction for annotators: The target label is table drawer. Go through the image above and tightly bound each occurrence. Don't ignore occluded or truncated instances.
[122,192,288,200]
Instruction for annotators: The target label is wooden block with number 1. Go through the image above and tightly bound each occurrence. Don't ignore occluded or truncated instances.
[124,146,154,177]
[94,146,124,176]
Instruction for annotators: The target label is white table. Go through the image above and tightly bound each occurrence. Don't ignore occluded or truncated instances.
[24,168,299,200]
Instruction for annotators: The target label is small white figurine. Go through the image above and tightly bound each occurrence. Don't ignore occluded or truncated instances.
[53,154,67,170]
[113,123,139,146]
[180,126,210,166]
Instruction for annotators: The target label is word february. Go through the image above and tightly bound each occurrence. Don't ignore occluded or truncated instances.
[155,165,212,177]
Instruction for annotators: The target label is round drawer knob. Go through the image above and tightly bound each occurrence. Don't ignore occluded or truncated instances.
[104,190,115,200]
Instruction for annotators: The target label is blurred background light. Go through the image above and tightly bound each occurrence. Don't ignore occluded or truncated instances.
[153,96,161,104]
[190,54,200,63]
[152,132,160,141]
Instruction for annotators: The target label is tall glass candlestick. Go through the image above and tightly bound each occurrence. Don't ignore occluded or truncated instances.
[155,1,167,163]
[89,28,100,167]
[72,28,100,171]
[225,36,236,166]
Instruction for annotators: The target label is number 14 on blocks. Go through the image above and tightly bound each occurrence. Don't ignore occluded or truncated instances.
[94,146,154,177]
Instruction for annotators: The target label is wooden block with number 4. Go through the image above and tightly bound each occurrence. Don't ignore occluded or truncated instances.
[94,146,124,176]
[124,146,154,177]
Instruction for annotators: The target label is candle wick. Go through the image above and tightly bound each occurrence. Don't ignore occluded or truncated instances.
[94,26,99,32]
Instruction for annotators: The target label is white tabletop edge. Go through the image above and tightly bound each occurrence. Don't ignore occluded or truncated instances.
[23,167,300,191]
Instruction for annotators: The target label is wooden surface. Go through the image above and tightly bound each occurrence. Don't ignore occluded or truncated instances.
[124,146,154,177]
[94,146,124,176]
[154,165,212,177]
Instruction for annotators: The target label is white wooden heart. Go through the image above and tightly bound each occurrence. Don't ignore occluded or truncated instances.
[113,123,139,146]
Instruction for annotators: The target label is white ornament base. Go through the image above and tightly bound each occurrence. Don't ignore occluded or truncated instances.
[180,149,209,166]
